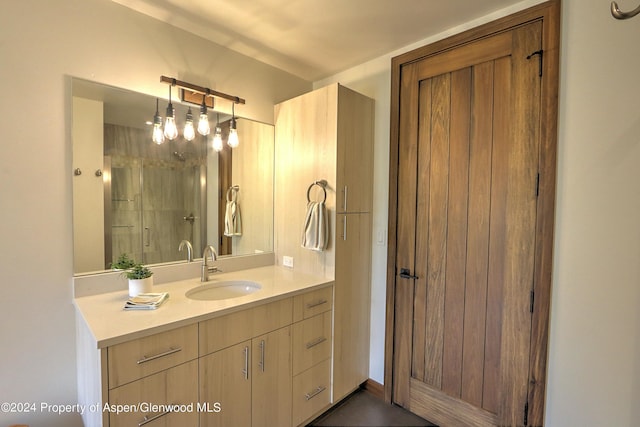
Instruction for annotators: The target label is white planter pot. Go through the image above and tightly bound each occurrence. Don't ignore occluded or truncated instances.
[128,276,153,297]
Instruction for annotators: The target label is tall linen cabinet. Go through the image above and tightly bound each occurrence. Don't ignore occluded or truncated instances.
[274,83,374,411]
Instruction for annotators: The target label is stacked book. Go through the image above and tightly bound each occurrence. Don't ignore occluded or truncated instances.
[124,292,169,310]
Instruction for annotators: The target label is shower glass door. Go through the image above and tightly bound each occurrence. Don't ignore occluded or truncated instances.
[104,123,206,268]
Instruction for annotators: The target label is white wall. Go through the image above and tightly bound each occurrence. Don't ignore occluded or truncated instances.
[546,1,640,425]
[318,0,640,425]
[0,1,310,426]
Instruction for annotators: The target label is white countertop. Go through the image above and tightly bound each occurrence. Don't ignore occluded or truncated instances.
[74,265,333,348]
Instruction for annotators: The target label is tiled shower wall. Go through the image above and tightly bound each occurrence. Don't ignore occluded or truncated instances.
[104,124,207,266]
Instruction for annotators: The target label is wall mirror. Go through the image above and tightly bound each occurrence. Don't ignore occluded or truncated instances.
[71,77,274,275]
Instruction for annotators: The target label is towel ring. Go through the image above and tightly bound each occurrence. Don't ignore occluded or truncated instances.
[307,181,327,203]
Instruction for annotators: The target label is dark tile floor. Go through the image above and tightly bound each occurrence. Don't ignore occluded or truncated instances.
[308,389,437,427]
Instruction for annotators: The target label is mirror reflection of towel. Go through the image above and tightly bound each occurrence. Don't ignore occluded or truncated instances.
[224,188,242,236]
[302,201,328,251]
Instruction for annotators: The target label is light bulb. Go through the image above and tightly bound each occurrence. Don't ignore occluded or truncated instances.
[152,100,164,144]
[183,108,195,141]
[212,127,223,152]
[164,103,178,140]
[153,124,165,145]
[228,128,239,148]
[198,101,210,135]
[227,103,239,148]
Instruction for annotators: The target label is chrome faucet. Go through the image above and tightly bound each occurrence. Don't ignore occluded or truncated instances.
[201,245,219,282]
[179,239,193,262]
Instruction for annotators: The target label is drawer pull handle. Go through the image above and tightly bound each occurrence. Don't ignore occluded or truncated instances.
[305,336,327,349]
[305,385,326,401]
[306,299,328,309]
[138,408,172,426]
[136,347,182,364]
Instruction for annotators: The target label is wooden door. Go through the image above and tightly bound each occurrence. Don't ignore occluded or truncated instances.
[388,3,559,425]
[252,327,292,427]
[218,121,232,255]
[200,341,251,427]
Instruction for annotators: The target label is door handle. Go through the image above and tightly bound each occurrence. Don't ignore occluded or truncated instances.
[399,268,419,280]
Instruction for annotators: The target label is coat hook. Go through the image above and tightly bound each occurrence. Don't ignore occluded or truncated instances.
[611,1,640,19]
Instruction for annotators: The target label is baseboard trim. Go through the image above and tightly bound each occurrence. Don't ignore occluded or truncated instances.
[362,378,384,400]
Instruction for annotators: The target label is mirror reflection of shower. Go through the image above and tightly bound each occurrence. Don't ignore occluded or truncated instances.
[104,123,207,267]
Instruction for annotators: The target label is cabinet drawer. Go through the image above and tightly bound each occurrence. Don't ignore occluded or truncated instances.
[199,297,292,356]
[108,324,198,389]
[108,359,199,427]
[292,359,331,427]
[293,286,333,322]
[292,311,332,376]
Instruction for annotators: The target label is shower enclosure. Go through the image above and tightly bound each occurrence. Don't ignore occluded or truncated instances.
[103,124,206,267]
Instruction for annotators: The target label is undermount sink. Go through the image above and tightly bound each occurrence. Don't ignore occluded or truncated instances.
[185,280,262,301]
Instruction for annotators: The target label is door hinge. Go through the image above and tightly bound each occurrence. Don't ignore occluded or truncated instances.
[523,400,529,426]
[527,49,543,77]
[530,290,535,313]
[535,173,540,197]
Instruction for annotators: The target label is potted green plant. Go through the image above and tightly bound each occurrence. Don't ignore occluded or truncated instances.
[113,254,154,297]
[124,263,154,297]
[110,253,136,270]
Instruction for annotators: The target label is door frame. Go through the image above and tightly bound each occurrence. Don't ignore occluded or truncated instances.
[384,1,560,424]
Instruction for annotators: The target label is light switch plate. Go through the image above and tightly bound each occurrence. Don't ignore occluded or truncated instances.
[283,256,294,268]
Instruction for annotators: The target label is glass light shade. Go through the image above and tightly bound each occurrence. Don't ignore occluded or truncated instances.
[183,108,195,141]
[228,128,239,148]
[152,99,164,144]
[212,127,223,152]
[164,104,178,140]
[198,112,210,135]
[152,124,165,145]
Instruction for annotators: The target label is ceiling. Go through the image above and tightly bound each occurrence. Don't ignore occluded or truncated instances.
[111,0,527,81]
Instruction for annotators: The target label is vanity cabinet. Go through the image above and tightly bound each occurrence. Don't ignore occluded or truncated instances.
[199,297,294,427]
[76,283,333,427]
[106,324,199,427]
[108,360,199,427]
[275,83,373,406]
[291,288,333,426]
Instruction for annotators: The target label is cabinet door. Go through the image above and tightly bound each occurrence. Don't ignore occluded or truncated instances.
[336,85,374,214]
[108,360,198,427]
[252,327,292,427]
[334,213,372,401]
[200,341,252,427]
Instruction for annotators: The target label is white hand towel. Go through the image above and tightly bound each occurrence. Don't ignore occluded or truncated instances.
[302,201,328,251]
[224,189,242,236]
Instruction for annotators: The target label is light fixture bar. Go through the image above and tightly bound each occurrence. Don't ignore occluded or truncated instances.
[160,75,245,105]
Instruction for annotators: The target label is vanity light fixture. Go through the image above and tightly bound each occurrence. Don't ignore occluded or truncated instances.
[164,84,178,140]
[183,107,195,141]
[197,93,211,136]
[155,76,245,146]
[227,102,239,148]
[152,98,165,145]
[212,113,224,152]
